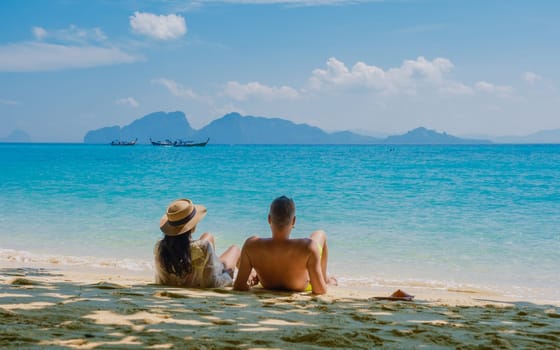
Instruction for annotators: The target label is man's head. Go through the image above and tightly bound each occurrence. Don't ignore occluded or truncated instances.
[269,196,296,228]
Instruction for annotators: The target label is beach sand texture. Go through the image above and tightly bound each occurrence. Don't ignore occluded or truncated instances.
[1,267,559,349]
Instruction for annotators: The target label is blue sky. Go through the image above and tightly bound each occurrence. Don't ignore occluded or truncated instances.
[0,0,558,142]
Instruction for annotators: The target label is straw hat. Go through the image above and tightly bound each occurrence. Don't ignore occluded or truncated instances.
[160,198,207,236]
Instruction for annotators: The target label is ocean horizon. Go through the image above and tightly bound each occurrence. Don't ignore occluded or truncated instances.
[1,143,559,303]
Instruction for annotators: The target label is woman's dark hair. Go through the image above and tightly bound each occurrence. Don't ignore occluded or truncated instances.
[159,230,193,278]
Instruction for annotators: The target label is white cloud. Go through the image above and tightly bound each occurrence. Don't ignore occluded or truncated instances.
[0,42,139,72]
[308,56,456,95]
[130,12,187,40]
[474,81,494,93]
[155,77,299,104]
[439,82,473,95]
[32,27,47,40]
[306,56,519,100]
[116,97,139,108]
[0,99,20,105]
[32,25,107,44]
[223,81,300,101]
[474,81,514,97]
[154,55,521,121]
[522,71,541,85]
[153,78,199,99]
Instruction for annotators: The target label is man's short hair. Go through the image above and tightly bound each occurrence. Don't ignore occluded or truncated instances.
[269,196,295,227]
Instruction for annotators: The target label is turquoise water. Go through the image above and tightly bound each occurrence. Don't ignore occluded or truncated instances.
[1,144,559,301]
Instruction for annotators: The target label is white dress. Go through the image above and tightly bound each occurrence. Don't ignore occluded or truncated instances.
[154,239,233,288]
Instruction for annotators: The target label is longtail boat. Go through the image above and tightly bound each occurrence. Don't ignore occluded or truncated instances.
[110,138,137,146]
[150,138,174,146]
[173,138,210,147]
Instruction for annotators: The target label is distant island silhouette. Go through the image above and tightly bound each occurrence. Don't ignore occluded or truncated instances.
[3,112,558,144]
[83,111,492,145]
[0,129,31,143]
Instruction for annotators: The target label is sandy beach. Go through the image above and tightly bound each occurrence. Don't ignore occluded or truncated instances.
[1,262,559,349]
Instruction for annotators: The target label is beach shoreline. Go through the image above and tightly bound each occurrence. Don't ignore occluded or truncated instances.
[2,255,559,307]
[1,261,559,349]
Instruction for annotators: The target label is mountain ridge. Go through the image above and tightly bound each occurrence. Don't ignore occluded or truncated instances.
[0,129,31,143]
[83,111,492,145]
[489,128,560,144]
[385,127,490,144]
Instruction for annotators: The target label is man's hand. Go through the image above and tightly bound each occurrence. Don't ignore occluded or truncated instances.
[248,269,260,286]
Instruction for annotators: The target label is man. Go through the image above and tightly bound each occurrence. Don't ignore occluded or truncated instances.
[234,196,336,295]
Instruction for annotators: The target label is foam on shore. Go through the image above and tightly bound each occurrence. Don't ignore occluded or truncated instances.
[2,248,559,306]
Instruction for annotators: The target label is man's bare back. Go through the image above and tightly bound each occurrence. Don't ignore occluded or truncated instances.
[233,196,334,295]
[236,236,324,292]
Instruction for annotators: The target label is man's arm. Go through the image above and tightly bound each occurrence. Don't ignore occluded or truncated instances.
[233,237,257,291]
[306,242,327,295]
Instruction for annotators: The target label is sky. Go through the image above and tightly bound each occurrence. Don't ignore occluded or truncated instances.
[0,0,559,142]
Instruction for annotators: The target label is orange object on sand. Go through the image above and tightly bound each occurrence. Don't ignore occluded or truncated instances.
[373,289,414,301]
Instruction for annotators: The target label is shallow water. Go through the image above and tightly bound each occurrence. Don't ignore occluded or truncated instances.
[1,143,559,301]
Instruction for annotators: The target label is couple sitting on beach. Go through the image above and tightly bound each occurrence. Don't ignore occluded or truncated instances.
[154,196,337,295]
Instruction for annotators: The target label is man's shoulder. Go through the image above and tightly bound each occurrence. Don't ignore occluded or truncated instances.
[241,236,264,252]
[290,237,315,249]
[242,236,314,253]
[243,235,264,247]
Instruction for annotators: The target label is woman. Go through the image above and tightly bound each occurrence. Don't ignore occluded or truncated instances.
[154,198,240,288]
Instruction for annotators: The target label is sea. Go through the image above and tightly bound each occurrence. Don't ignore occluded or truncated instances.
[1,143,559,302]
